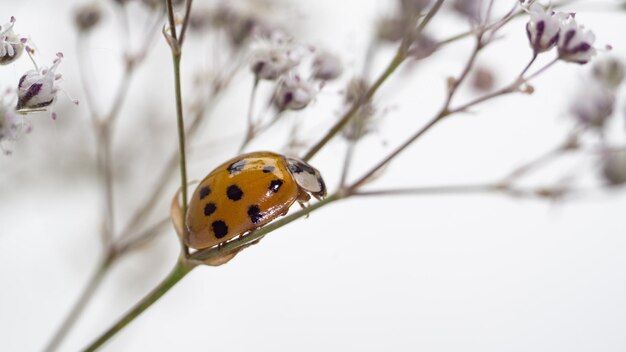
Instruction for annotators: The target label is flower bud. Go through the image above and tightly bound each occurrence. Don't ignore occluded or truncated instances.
[407,34,437,60]
[592,58,625,90]
[273,75,315,111]
[376,16,408,42]
[312,51,342,81]
[471,66,495,92]
[0,103,22,154]
[0,17,24,65]
[74,3,103,33]
[342,78,376,141]
[452,0,482,23]
[569,84,614,130]
[525,4,563,54]
[558,17,597,64]
[17,53,78,119]
[601,149,626,186]
[250,36,299,80]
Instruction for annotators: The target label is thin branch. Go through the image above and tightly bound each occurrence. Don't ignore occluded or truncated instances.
[302,0,445,162]
[43,255,114,352]
[82,259,193,352]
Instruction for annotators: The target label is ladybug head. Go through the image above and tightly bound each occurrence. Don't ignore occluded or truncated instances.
[285,157,327,200]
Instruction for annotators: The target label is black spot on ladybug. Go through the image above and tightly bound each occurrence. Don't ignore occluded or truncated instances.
[227,159,247,175]
[248,205,263,224]
[227,184,244,201]
[262,165,275,173]
[204,202,216,217]
[212,220,228,239]
[269,179,283,193]
[199,186,211,200]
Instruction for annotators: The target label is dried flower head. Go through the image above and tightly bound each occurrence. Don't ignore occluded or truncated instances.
[211,4,273,48]
[600,149,626,186]
[569,83,614,130]
[273,75,315,111]
[250,34,300,81]
[17,53,78,119]
[407,34,437,60]
[471,66,495,92]
[592,57,625,90]
[0,16,25,65]
[312,51,342,81]
[400,0,432,15]
[525,4,563,54]
[342,78,376,141]
[376,16,409,43]
[74,3,103,33]
[558,16,597,64]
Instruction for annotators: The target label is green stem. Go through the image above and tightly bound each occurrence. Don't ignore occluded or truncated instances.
[43,255,114,352]
[301,0,444,162]
[81,260,193,352]
[302,49,406,162]
[190,194,340,262]
[172,53,189,252]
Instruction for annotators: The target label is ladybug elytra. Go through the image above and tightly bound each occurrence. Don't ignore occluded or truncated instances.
[185,151,326,249]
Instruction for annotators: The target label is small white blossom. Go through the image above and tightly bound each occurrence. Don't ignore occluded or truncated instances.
[525,4,563,54]
[250,34,300,81]
[17,52,78,120]
[0,16,25,65]
[0,100,24,155]
[312,51,342,81]
[273,75,315,111]
[558,16,597,64]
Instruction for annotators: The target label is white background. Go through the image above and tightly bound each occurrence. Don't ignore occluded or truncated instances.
[1,0,626,351]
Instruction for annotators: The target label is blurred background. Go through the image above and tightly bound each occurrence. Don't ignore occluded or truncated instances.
[1,0,626,351]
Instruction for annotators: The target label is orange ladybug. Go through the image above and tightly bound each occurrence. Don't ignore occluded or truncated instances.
[185,151,326,249]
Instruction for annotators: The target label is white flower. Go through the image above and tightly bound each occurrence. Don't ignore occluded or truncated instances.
[17,52,78,119]
[0,16,25,65]
[0,101,24,155]
[557,16,597,64]
[273,74,315,111]
[250,34,300,81]
[525,4,563,54]
[312,51,342,81]
[569,82,614,129]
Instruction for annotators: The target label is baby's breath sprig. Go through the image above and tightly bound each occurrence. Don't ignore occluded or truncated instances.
[80,1,615,350]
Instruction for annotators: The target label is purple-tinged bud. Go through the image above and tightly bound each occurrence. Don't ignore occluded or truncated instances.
[452,0,482,23]
[17,53,78,119]
[569,83,614,130]
[273,75,315,111]
[0,17,24,65]
[250,35,300,80]
[558,17,597,64]
[471,66,496,92]
[312,51,342,81]
[525,4,563,54]
[0,101,23,155]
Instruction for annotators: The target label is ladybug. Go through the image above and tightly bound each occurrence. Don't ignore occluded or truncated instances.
[185,151,326,249]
